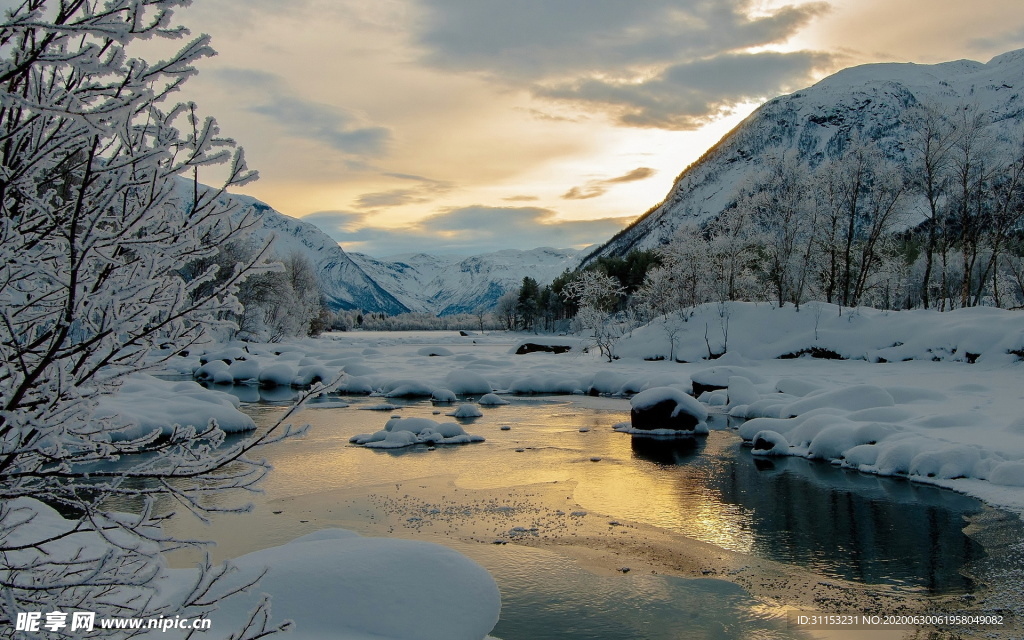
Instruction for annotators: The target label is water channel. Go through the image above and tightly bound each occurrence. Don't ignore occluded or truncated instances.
[165,388,1018,639]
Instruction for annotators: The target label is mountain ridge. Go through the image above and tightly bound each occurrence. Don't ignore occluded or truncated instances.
[229,195,412,315]
[349,247,584,316]
[582,48,1024,265]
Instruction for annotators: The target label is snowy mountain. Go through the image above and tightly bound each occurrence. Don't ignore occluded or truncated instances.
[349,248,584,316]
[583,48,1024,265]
[231,196,411,315]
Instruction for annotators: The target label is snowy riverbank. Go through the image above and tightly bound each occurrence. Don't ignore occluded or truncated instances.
[134,302,1024,515]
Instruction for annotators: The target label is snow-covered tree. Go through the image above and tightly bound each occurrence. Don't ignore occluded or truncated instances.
[0,2,298,635]
[236,251,325,341]
[494,290,519,330]
[563,270,626,361]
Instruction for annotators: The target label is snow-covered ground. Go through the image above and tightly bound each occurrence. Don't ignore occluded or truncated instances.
[3,498,500,640]
[135,302,1024,516]
[62,302,1021,638]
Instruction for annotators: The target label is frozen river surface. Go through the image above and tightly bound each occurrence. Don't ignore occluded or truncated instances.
[167,389,1012,640]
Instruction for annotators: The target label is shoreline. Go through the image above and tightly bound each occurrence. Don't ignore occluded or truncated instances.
[169,473,1021,640]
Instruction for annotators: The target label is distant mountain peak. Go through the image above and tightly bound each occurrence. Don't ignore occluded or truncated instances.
[350,247,583,316]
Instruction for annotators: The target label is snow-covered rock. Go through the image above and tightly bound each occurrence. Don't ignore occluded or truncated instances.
[95,375,256,440]
[478,393,510,406]
[629,387,709,432]
[447,404,484,418]
[382,379,435,398]
[445,370,493,395]
[350,417,485,448]
[431,388,458,403]
[781,385,895,418]
[750,430,789,456]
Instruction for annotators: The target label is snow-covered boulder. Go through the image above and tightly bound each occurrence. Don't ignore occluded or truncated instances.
[690,366,765,396]
[418,346,453,357]
[509,373,582,395]
[780,384,894,418]
[727,376,760,407]
[227,358,261,382]
[478,393,510,406]
[382,379,435,398]
[293,364,335,388]
[991,461,1024,487]
[774,378,823,397]
[587,370,629,396]
[750,430,789,456]
[629,387,709,432]
[335,376,374,395]
[194,359,233,384]
[445,370,492,395]
[258,363,297,388]
[447,404,484,418]
[350,417,484,448]
[431,388,458,403]
[95,375,256,440]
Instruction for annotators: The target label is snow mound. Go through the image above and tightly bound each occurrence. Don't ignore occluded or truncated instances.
[750,430,789,456]
[691,366,765,391]
[171,529,501,640]
[382,379,435,398]
[194,360,233,384]
[447,404,484,418]
[418,346,454,357]
[478,393,510,406]
[586,370,630,395]
[431,388,458,403]
[781,385,894,417]
[628,387,709,433]
[350,417,484,448]
[509,373,582,395]
[95,375,256,440]
[445,370,493,395]
[616,302,1024,363]
[337,376,374,394]
[727,376,760,406]
[258,363,297,388]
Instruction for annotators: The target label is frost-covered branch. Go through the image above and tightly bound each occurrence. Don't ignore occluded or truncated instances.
[0,1,291,636]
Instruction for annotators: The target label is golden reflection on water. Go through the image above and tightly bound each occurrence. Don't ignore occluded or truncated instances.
[239,396,759,556]
[187,392,986,596]
[153,390,999,639]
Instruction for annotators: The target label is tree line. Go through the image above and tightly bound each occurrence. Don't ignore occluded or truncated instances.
[307,102,1024,338]
[500,104,1024,333]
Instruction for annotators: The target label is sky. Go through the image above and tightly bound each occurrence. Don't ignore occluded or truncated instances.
[162,0,1024,257]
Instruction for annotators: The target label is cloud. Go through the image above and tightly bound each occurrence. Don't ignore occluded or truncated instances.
[411,0,833,128]
[606,167,656,183]
[562,167,656,200]
[353,174,454,210]
[301,206,633,256]
[968,28,1024,54]
[542,51,835,129]
[212,68,391,156]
